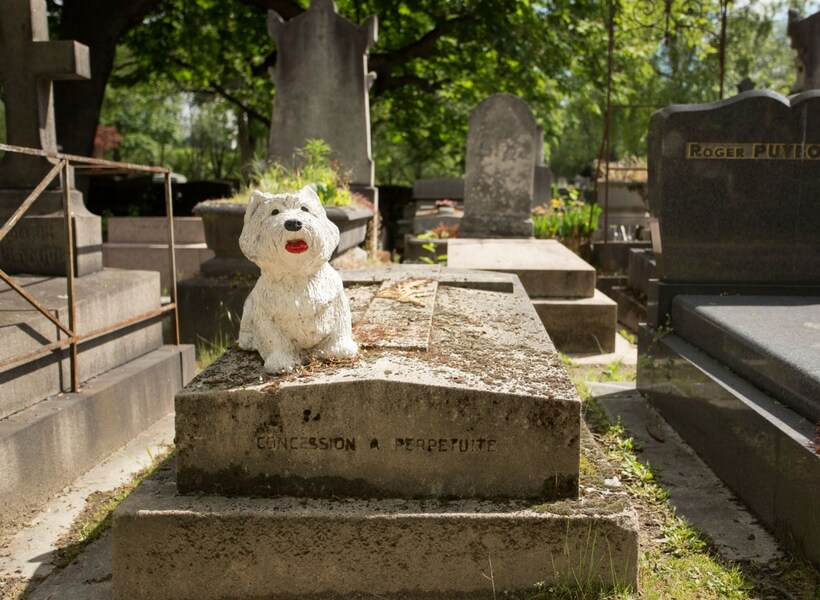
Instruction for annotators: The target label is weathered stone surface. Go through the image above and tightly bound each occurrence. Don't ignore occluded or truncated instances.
[114,430,638,600]
[0,344,195,531]
[0,270,164,419]
[412,177,464,201]
[672,295,820,423]
[447,239,596,298]
[106,216,206,244]
[267,0,377,187]
[637,327,820,568]
[461,94,537,238]
[0,0,89,189]
[648,90,820,284]
[532,290,617,354]
[176,268,580,500]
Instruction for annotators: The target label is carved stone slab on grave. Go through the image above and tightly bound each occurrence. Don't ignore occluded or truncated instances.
[175,268,581,501]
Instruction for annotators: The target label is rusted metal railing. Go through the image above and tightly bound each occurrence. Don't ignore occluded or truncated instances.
[0,143,180,392]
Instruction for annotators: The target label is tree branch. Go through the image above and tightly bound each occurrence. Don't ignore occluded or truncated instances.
[369,14,475,78]
[233,0,304,20]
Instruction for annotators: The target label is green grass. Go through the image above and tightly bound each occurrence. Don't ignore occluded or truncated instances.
[564,360,820,600]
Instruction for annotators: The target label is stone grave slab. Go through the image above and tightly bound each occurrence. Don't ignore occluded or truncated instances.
[114,266,639,598]
[672,295,820,423]
[648,90,820,285]
[460,94,537,238]
[447,239,595,298]
[176,269,580,500]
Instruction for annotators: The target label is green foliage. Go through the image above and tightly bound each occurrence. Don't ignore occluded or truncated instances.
[533,188,602,242]
[232,139,355,207]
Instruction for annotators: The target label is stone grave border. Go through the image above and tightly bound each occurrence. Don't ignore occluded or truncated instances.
[0,143,183,390]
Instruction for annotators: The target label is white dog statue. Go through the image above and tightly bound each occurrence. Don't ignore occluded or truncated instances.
[237,187,358,373]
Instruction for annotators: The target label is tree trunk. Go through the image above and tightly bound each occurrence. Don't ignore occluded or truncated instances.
[54,0,163,157]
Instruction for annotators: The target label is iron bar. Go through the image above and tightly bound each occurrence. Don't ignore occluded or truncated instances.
[0,161,63,243]
[0,305,174,372]
[62,161,79,392]
[0,143,167,174]
[164,172,181,345]
[0,268,74,336]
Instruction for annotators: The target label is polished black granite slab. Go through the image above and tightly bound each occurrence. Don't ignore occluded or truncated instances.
[672,295,820,423]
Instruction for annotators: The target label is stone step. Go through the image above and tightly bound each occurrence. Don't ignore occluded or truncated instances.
[531,290,617,353]
[0,344,195,531]
[106,216,207,245]
[672,294,820,423]
[114,439,638,600]
[103,242,214,290]
[447,239,596,298]
[0,269,164,419]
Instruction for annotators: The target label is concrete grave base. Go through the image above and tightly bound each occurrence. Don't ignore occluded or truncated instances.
[103,216,215,289]
[531,290,617,353]
[114,435,638,600]
[0,344,195,531]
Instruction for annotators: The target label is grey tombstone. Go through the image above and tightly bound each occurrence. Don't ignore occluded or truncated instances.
[267,0,377,197]
[533,125,553,208]
[648,90,820,287]
[788,9,820,92]
[0,0,101,275]
[460,94,537,238]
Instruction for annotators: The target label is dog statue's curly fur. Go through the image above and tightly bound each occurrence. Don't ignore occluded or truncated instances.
[238,187,358,373]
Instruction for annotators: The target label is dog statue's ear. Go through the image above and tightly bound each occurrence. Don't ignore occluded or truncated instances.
[300,185,322,204]
[246,190,268,223]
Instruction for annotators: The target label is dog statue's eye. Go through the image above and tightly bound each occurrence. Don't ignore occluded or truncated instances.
[300,206,310,213]
[271,209,280,216]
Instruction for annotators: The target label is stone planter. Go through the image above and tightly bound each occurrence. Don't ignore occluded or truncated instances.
[193,200,373,277]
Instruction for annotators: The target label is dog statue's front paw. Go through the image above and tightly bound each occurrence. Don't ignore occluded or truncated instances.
[263,352,300,375]
[238,330,254,350]
[320,336,359,360]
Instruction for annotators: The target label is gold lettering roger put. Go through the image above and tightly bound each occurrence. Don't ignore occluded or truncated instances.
[686,142,820,160]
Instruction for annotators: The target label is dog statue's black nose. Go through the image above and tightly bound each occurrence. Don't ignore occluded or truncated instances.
[284,219,303,232]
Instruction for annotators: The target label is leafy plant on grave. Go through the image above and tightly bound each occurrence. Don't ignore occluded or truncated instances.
[415,223,458,265]
[532,187,602,250]
[230,139,357,208]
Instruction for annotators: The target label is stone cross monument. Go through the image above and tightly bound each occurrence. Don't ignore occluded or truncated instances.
[267,0,378,200]
[0,0,101,276]
[0,0,90,189]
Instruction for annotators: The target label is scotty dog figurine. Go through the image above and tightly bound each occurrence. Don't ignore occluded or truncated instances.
[238,186,358,373]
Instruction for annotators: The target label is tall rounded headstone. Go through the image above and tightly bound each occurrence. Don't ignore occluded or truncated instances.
[460,93,537,238]
[267,0,377,191]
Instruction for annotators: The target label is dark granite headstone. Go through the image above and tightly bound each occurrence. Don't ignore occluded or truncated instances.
[648,90,820,285]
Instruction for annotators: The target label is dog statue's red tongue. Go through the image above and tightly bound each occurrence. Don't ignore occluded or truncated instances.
[285,240,309,254]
